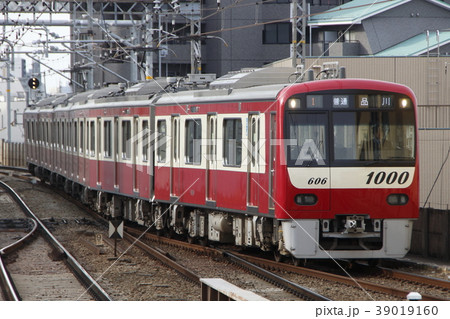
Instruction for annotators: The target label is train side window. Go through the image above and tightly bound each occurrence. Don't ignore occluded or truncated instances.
[122,120,131,159]
[90,121,95,157]
[142,120,149,162]
[185,119,202,165]
[104,120,112,158]
[223,118,242,167]
[157,120,166,163]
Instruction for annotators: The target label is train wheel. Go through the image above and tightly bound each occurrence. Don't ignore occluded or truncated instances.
[198,237,208,246]
[368,259,379,267]
[187,236,196,244]
[274,251,284,263]
[292,257,306,267]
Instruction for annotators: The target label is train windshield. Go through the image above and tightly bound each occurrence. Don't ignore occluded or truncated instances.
[285,92,416,166]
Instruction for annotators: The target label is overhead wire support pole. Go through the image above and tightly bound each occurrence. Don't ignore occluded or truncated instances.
[62,43,130,85]
[0,39,14,143]
[291,0,307,67]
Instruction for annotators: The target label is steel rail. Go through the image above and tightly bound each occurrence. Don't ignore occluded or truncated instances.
[222,251,330,301]
[0,166,29,173]
[123,232,201,284]
[376,266,450,290]
[231,252,449,301]
[125,228,330,300]
[0,219,38,256]
[0,255,20,301]
[0,181,112,301]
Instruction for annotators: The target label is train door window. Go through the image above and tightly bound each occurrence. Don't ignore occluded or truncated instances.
[122,120,131,159]
[185,119,202,165]
[68,122,72,151]
[72,121,76,151]
[25,121,29,143]
[173,119,179,161]
[51,122,54,146]
[90,121,95,157]
[157,120,166,162]
[250,117,260,167]
[104,120,112,158]
[208,117,217,161]
[80,121,84,154]
[223,118,242,167]
[61,122,65,150]
[56,122,60,148]
[30,121,34,143]
[43,122,48,146]
[48,122,52,146]
[74,122,78,151]
[142,120,149,162]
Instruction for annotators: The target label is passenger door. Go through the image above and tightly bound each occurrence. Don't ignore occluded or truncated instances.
[247,113,261,210]
[170,115,180,198]
[206,114,217,204]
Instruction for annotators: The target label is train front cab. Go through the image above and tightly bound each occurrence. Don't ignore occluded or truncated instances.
[275,80,419,259]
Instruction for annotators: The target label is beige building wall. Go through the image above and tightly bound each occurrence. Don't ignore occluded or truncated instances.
[271,57,450,106]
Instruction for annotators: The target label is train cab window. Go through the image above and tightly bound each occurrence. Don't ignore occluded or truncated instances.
[223,119,242,167]
[333,111,415,162]
[104,120,112,158]
[90,121,95,157]
[285,113,327,166]
[185,119,202,165]
[122,120,131,159]
[142,120,149,162]
[157,120,166,162]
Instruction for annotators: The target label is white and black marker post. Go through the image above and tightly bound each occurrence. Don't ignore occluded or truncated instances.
[108,220,124,257]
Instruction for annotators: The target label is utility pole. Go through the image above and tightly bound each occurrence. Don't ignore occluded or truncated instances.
[1,39,14,142]
[145,7,154,80]
[291,0,307,67]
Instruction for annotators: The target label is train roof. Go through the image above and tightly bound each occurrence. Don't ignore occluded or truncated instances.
[153,83,287,106]
[154,67,297,105]
[209,67,296,90]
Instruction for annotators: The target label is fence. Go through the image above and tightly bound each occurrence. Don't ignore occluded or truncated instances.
[0,140,26,168]
[411,208,450,261]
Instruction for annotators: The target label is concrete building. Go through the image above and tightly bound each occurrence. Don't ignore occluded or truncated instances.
[69,0,450,92]
[308,0,450,57]
[0,58,28,143]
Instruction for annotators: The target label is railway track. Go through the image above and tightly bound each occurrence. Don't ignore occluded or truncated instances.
[1,168,448,301]
[124,227,329,300]
[0,218,37,301]
[0,180,111,301]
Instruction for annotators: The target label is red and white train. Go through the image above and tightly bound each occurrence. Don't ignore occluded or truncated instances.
[24,67,419,262]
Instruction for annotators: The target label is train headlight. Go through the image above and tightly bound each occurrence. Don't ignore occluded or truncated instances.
[295,194,317,206]
[288,98,301,109]
[387,194,409,205]
[399,98,411,109]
